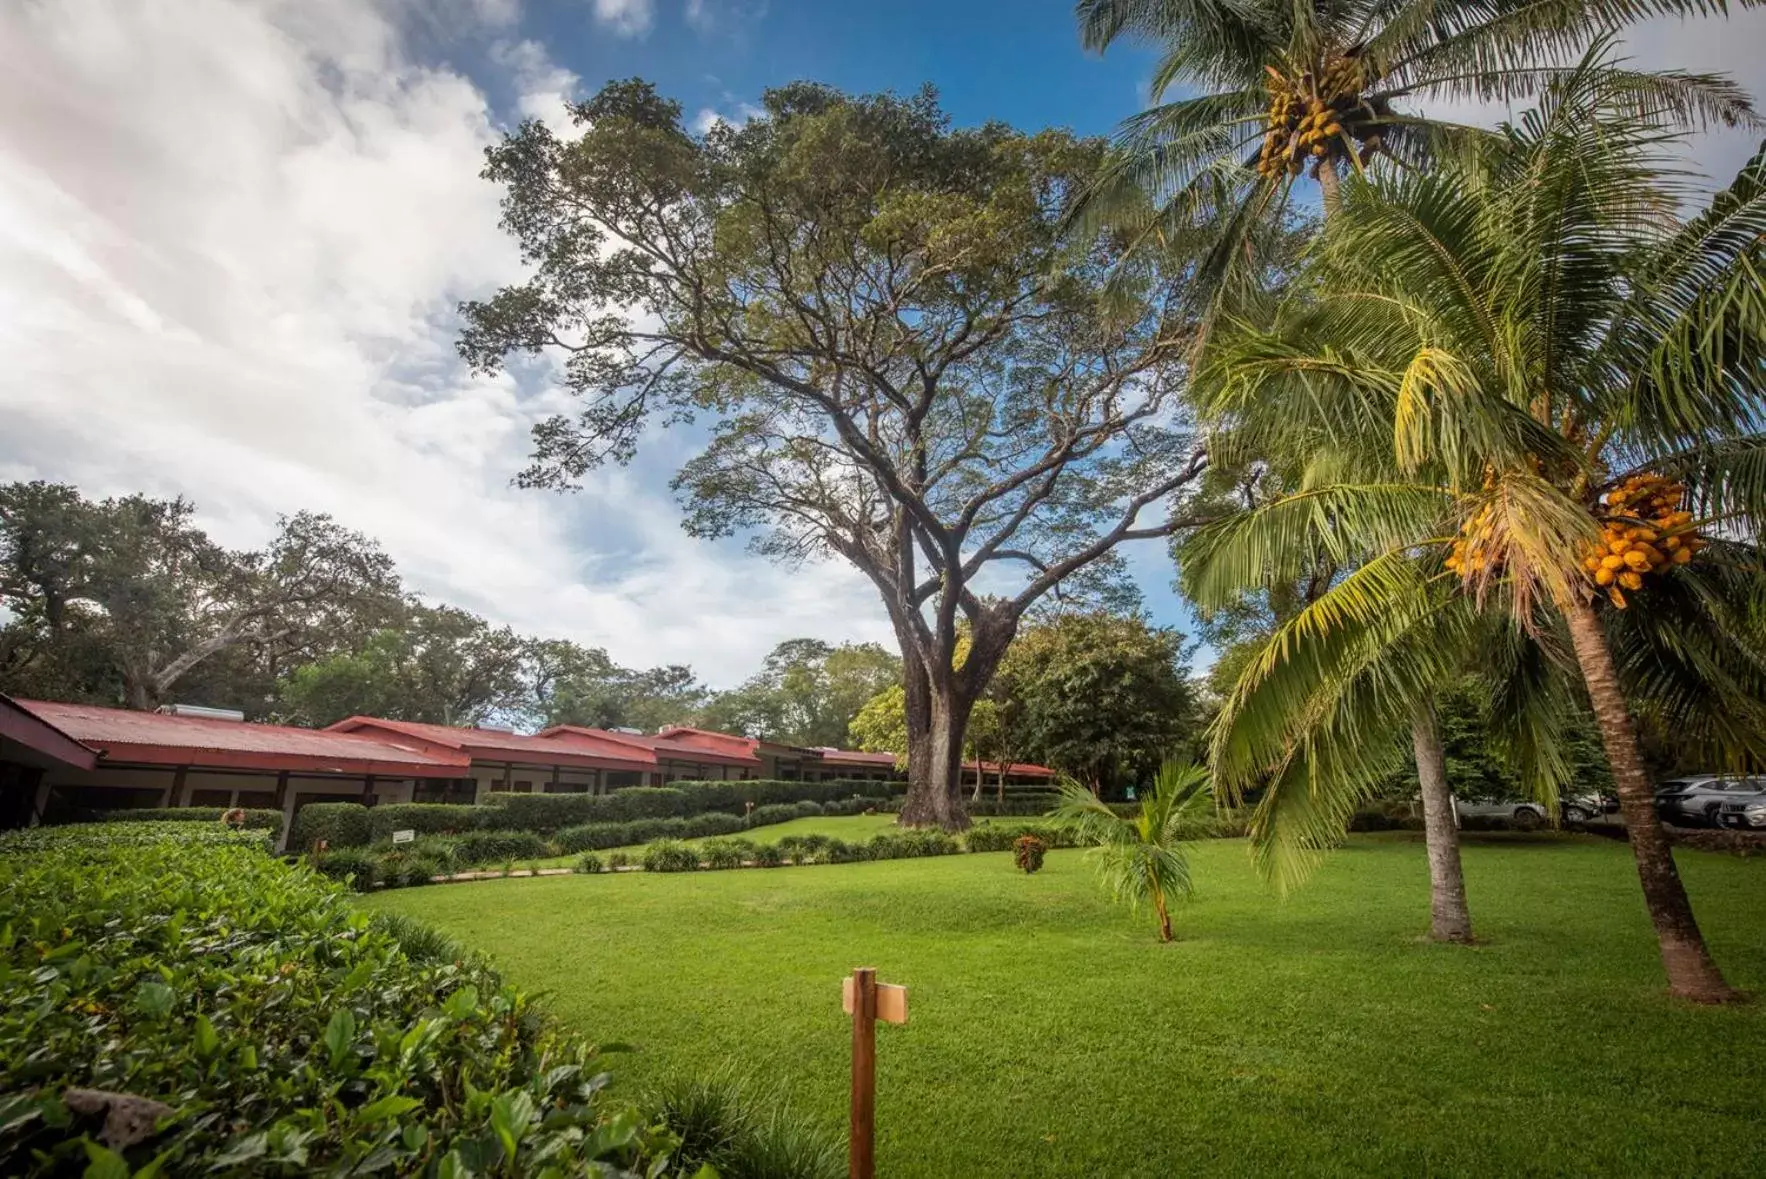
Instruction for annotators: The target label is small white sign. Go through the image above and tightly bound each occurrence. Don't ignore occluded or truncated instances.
[391,829,416,845]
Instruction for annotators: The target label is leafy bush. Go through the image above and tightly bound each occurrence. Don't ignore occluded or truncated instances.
[753,844,784,868]
[968,793,1063,817]
[965,822,1083,852]
[0,823,272,855]
[450,829,549,866]
[748,804,801,828]
[607,852,633,870]
[575,852,605,874]
[643,839,701,873]
[1014,835,1048,873]
[367,911,467,967]
[367,802,483,842]
[0,839,674,1175]
[682,811,747,839]
[813,838,866,865]
[701,838,755,870]
[790,800,825,818]
[312,847,379,891]
[820,796,876,817]
[376,849,447,889]
[86,806,285,837]
[288,801,371,850]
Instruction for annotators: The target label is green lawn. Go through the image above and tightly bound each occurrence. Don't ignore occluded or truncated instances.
[365,827,1766,1177]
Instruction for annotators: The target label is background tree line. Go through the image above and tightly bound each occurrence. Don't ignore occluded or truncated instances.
[0,481,1203,787]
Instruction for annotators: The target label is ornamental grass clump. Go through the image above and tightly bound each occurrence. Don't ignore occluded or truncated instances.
[1014,835,1048,874]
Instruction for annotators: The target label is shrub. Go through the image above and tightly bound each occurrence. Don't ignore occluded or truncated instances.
[753,843,784,868]
[367,803,482,842]
[1014,835,1048,873]
[312,846,379,891]
[575,852,604,874]
[650,1070,842,1179]
[87,806,285,837]
[791,800,825,818]
[965,822,1083,853]
[967,793,1063,817]
[682,812,746,839]
[367,911,467,966]
[820,796,874,817]
[451,829,548,866]
[288,801,371,850]
[862,830,962,860]
[0,836,672,1174]
[0,823,272,855]
[608,851,633,870]
[701,838,754,870]
[819,838,867,864]
[643,839,701,873]
[376,849,447,889]
[748,804,801,828]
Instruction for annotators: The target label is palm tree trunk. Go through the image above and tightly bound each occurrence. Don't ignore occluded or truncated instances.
[1562,597,1735,1003]
[1153,887,1173,943]
[1317,161,1342,217]
[1412,701,1473,943]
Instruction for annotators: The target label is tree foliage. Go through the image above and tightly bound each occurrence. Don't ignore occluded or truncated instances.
[698,638,900,747]
[459,79,1207,827]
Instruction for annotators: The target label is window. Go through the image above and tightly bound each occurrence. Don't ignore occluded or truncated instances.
[189,788,233,807]
[236,790,278,808]
[513,780,533,793]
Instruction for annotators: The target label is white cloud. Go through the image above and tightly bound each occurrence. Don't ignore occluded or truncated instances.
[592,0,654,38]
[490,37,581,130]
[0,0,891,686]
[691,101,767,135]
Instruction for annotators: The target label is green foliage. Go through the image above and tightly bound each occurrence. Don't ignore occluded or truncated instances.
[862,831,963,860]
[698,637,902,748]
[1055,761,1215,940]
[748,803,803,828]
[1014,835,1048,873]
[289,801,372,850]
[0,823,272,855]
[557,819,685,853]
[450,830,548,866]
[964,823,1083,853]
[753,844,785,868]
[681,812,747,839]
[312,847,379,891]
[0,837,672,1175]
[607,852,633,871]
[643,840,701,873]
[649,1070,843,1179]
[701,838,756,870]
[85,806,285,836]
[574,852,605,874]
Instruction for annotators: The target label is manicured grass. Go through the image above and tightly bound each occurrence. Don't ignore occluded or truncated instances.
[365,828,1766,1178]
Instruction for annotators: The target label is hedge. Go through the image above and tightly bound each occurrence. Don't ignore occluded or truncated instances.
[0,823,273,855]
[288,800,373,851]
[366,802,486,842]
[86,806,285,837]
[0,829,677,1174]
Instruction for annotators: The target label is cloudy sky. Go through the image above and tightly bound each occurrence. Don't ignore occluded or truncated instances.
[2,0,1761,687]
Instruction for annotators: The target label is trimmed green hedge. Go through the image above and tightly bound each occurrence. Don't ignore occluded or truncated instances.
[0,829,676,1174]
[0,823,274,855]
[86,806,285,837]
[288,801,373,851]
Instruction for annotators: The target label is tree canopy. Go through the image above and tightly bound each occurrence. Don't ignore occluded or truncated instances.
[459,79,1207,827]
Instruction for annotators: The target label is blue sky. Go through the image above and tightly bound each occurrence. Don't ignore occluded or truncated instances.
[3,0,1760,687]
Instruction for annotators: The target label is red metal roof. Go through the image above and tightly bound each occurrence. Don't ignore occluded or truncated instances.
[327,717,654,773]
[17,700,467,777]
[2,694,98,771]
[966,760,1057,779]
[540,725,762,768]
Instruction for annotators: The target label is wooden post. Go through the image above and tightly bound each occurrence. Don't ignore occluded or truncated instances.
[849,967,877,1179]
[842,968,907,1179]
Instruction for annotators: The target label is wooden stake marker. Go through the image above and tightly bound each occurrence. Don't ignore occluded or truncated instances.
[842,968,907,1179]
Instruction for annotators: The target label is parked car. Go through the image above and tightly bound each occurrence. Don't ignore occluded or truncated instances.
[1655,776,1766,828]
[1560,792,1616,825]
[1715,783,1766,831]
[1454,797,1548,830]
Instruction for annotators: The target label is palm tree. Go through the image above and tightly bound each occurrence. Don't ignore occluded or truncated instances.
[1053,759,1213,941]
[1073,2,1758,291]
[1193,58,1766,1001]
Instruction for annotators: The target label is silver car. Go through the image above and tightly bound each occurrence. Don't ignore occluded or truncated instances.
[1454,797,1548,830]
[1655,776,1766,828]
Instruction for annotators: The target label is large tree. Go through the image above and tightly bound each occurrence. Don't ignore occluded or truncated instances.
[524,638,706,733]
[0,483,400,712]
[460,82,1206,828]
[1193,67,1766,999]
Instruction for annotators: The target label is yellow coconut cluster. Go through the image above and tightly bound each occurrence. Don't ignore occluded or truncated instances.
[1255,57,1377,179]
[1581,473,1703,609]
[1443,503,1498,577]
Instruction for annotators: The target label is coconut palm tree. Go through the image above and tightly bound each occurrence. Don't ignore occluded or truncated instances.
[1053,759,1214,941]
[1073,2,1759,293]
[1192,57,1766,1001]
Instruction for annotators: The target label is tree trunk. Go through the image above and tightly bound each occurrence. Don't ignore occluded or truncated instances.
[1411,701,1473,943]
[1317,161,1342,217]
[1562,596,1736,1003]
[897,684,973,831]
[1153,887,1173,943]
